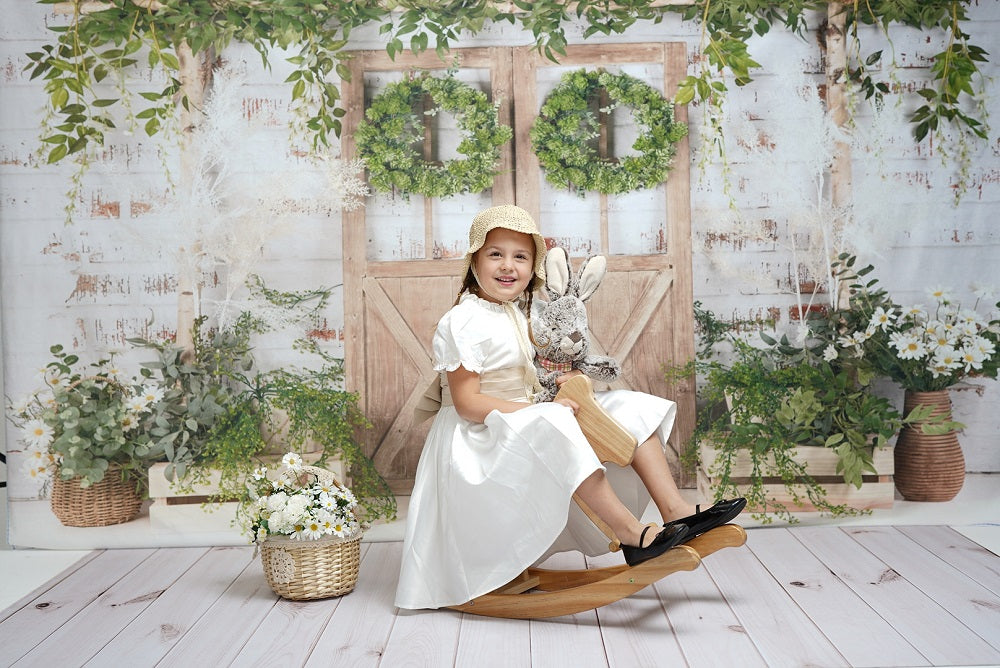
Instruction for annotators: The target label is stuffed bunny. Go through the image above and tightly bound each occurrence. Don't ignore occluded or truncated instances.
[530,247,622,403]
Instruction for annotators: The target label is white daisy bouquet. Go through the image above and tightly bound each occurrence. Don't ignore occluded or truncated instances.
[5,344,167,491]
[239,452,362,545]
[815,256,1000,392]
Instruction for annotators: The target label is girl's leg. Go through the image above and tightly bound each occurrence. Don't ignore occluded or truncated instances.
[574,469,651,548]
[631,435,697,522]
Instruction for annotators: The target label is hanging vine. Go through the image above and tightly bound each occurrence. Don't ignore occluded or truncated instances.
[26,1,991,189]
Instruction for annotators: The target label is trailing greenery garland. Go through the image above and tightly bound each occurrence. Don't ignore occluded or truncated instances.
[530,69,687,195]
[354,71,512,199]
[22,1,992,211]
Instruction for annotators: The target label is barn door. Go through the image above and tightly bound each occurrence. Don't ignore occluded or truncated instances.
[341,44,694,495]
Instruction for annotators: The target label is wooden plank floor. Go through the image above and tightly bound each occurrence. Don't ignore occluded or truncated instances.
[1,525,998,667]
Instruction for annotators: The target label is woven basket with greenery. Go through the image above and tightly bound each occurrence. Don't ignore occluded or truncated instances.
[50,464,143,527]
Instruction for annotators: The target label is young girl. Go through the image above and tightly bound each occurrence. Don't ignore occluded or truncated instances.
[396,204,743,610]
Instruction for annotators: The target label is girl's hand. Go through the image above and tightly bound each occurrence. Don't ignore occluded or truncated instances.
[553,397,580,415]
[554,369,583,386]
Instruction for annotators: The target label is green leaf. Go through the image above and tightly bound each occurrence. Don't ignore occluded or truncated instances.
[159,51,180,71]
[47,144,68,163]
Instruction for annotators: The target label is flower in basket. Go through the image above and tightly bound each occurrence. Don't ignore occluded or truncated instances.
[5,345,168,492]
[239,452,362,544]
[817,258,999,392]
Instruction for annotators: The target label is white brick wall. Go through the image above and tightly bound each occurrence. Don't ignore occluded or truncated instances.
[2,3,998,502]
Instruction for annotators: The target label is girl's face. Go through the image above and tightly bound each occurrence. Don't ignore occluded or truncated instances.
[473,227,535,304]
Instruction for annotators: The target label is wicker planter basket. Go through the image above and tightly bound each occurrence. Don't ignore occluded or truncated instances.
[50,464,144,527]
[260,532,363,600]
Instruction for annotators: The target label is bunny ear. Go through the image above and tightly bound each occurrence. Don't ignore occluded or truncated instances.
[545,247,570,298]
[576,255,607,302]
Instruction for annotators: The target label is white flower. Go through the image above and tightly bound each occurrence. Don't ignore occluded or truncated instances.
[24,463,52,482]
[927,286,954,304]
[930,346,962,370]
[971,282,997,302]
[265,491,290,513]
[125,395,148,413]
[290,523,308,540]
[301,518,324,540]
[926,329,957,351]
[251,466,268,481]
[9,395,32,417]
[22,420,54,448]
[868,307,896,331]
[120,413,139,432]
[822,345,838,362]
[966,335,996,358]
[837,331,866,349]
[959,347,985,372]
[139,385,164,407]
[902,304,927,321]
[330,522,348,538]
[889,332,927,360]
[318,493,338,512]
[43,374,70,391]
[105,364,124,379]
[281,452,304,471]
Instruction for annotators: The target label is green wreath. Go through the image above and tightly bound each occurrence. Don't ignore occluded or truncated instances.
[355,72,512,199]
[530,69,688,196]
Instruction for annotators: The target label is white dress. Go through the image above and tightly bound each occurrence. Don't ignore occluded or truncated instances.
[395,294,677,610]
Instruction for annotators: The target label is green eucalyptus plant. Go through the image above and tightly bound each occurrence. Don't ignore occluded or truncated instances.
[7,345,169,491]
[137,280,396,522]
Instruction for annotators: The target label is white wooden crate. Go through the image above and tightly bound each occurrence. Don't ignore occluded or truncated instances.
[147,455,346,532]
[697,441,894,512]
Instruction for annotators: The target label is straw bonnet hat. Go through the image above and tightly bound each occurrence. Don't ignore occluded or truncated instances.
[463,204,547,292]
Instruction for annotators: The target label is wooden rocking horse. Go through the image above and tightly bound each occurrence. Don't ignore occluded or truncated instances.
[447,375,747,619]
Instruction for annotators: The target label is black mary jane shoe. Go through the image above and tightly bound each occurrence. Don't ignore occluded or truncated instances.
[663,497,747,542]
[621,523,689,567]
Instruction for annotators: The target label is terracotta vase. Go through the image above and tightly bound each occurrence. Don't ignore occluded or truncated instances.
[893,389,965,502]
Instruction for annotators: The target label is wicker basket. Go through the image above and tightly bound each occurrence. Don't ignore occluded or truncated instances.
[260,532,363,600]
[258,465,363,600]
[50,464,143,527]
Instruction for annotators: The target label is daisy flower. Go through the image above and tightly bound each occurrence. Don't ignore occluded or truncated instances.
[281,452,304,471]
[139,385,164,407]
[889,332,927,360]
[970,282,996,302]
[22,420,54,448]
[125,396,148,413]
[927,286,953,304]
[822,344,838,362]
[120,413,139,432]
[901,304,927,321]
[959,347,985,372]
[868,306,896,331]
[301,518,324,540]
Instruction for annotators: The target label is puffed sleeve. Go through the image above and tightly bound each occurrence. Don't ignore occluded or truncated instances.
[432,303,492,374]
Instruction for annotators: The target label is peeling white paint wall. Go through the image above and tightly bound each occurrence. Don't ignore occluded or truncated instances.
[2,3,998,506]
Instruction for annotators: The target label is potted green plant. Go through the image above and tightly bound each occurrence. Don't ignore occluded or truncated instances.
[6,345,169,526]
[680,305,944,523]
[138,282,396,523]
[808,254,999,501]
